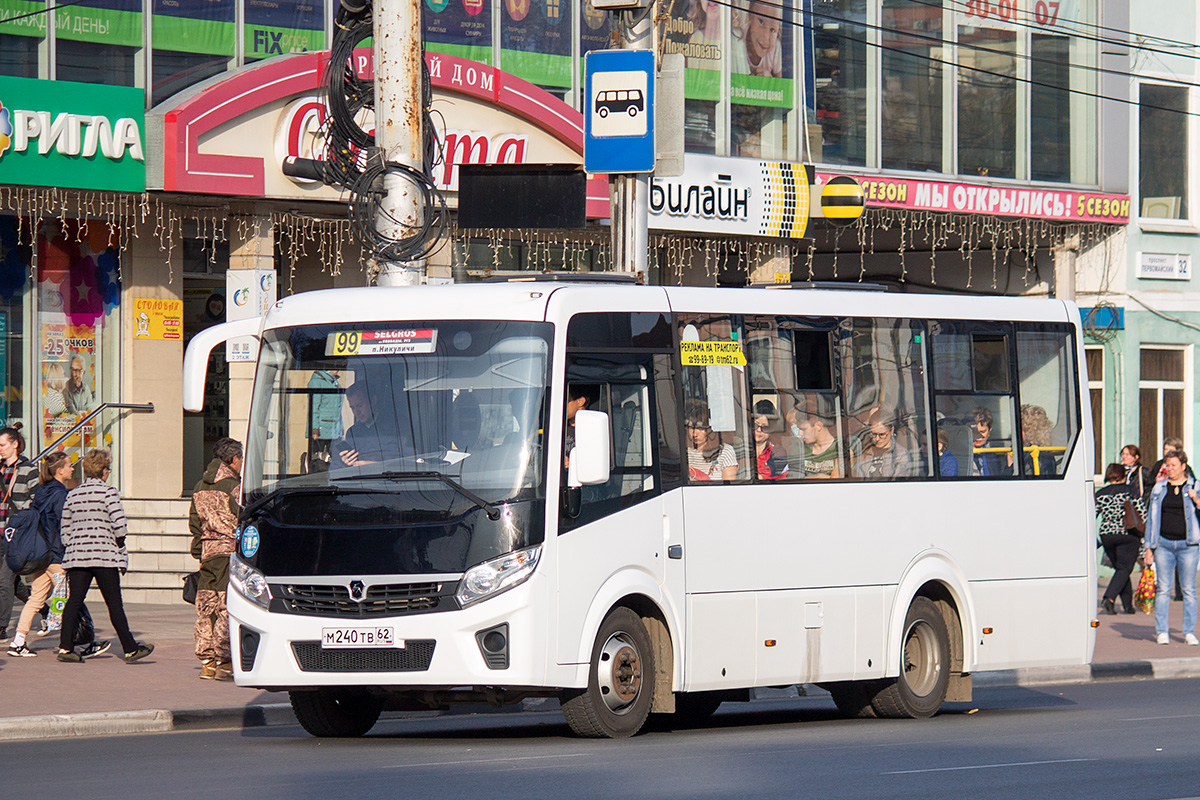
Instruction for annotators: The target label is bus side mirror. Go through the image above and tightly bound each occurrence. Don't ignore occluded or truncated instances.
[568,410,611,487]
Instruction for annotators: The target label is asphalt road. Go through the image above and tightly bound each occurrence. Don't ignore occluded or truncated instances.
[11,680,1200,800]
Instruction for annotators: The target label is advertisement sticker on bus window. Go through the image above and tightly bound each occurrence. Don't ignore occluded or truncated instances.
[325,329,439,356]
[680,341,747,367]
[240,525,260,558]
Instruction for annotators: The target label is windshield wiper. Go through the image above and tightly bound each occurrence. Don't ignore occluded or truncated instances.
[332,471,502,520]
[240,485,351,519]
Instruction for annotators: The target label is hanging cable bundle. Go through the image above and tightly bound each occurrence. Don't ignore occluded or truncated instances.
[347,151,448,263]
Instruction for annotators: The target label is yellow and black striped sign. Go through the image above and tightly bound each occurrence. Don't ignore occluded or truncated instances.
[759,162,810,239]
[819,175,865,225]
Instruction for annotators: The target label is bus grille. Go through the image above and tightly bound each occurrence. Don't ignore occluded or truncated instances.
[272,582,446,618]
[291,641,436,672]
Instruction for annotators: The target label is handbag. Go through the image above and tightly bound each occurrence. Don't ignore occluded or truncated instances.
[1123,499,1146,534]
[45,569,67,631]
[182,570,200,605]
[1135,564,1156,615]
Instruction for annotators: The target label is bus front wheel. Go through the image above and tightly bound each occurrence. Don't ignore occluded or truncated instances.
[871,597,950,718]
[289,688,383,737]
[561,607,655,738]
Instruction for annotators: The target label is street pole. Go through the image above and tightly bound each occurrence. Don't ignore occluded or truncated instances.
[372,0,426,286]
[610,9,653,276]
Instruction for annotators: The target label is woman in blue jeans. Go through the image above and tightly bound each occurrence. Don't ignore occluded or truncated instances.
[1144,450,1200,645]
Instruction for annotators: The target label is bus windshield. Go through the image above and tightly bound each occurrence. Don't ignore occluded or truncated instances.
[245,321,552,515]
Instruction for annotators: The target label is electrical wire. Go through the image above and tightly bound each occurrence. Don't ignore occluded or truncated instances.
[709,0,1200,120]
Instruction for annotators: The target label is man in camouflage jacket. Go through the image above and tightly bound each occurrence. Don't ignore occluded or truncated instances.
[189,437,242,680]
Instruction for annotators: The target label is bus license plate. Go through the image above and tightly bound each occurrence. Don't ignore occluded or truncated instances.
[320,627,403,649]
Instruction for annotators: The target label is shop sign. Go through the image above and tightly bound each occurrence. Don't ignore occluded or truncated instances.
[132,298,184,340]
[0,76,145,192]
[1137,252,1192,281]
[226,269,276,362]
[650,154,810,239]
[817,172,1131,224]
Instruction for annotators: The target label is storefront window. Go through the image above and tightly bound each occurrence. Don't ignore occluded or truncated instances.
[1030,33,1070,183]
[1139,83,1189,220]
[0,216,32,428]
[810,0,867,166]
[730,0,792,159]
[35,220,122,465]
[500,0,571,90]
[881,0,941,173]
[0,33,40,80]
[664,0,723,154]
[957,26,1016,178]
[426,0,493,65]
[151,0,235,107]
[54,0,142,86]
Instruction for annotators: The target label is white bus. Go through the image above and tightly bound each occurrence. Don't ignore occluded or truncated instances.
[183,279,1097,738]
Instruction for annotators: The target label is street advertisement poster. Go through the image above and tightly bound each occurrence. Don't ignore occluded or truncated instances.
[52,0,142,47]
[40,320,98,452]
[424,0,493,64]
[729,0,794,109]
[662,0,722,101]
[244,0,324,60]
[152,0,236,56]
[500,0,571,88]
[133,297,184,339]
[579,0,611,63]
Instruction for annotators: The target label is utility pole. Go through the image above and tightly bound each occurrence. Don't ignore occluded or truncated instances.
[372,0,426,286]
[609,9,653,276]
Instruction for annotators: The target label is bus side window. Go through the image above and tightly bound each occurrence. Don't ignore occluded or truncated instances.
[1015,325,1079,478]
[929,322,1018,479]
[679,315,751,483]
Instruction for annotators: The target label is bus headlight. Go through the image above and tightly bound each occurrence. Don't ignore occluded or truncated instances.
[230,554,271,610]
[456,545,541,608]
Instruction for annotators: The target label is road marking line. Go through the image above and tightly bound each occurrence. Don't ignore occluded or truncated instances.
[383,753,588,769]
[884,758,1096,775]
[1119,714,1200,722]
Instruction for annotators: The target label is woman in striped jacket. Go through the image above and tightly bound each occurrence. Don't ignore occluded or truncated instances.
[56,448,153,664]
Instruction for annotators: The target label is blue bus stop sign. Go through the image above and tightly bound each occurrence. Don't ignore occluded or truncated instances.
[584,49,655,174]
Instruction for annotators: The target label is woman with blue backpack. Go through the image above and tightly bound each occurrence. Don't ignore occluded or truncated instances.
[0,424,38,643]
[7,452,76,658]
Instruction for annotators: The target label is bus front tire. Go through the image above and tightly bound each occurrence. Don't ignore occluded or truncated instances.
[289,688,383,738]
[871,597,950,719]
[561,607,655,738]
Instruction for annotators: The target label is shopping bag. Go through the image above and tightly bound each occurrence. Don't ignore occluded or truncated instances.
[1135,565,1156,615]
[45,570,67,631]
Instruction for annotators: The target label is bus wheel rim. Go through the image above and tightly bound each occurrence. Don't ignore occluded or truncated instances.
[903,620,940,697]
[597,632,642,714]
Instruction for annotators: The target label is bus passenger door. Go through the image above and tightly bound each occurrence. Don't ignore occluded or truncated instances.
[555,353,684,667]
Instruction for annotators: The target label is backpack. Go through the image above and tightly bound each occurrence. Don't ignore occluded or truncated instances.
[3,506,52,576]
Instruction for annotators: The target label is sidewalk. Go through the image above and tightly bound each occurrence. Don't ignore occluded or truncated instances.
[1,586,1198,741]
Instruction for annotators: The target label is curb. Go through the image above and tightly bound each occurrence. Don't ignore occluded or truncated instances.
[5,659,1200,743]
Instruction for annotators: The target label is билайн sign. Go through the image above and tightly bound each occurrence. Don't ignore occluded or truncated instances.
[0,76,145,193]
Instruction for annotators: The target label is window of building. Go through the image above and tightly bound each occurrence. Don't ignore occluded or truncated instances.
[0,33,40,79]
[54,0,141,86]
[957,26,1016,178]
[880,0,942,173]
[1139,83,1190,221]
[244,0,325,63]
[811,0,867,166]
[1085,346,1104,477]
[729,1,792,160]
[1030,33,1071,183]
[1139,346,1189,460]
[151,0,236,107]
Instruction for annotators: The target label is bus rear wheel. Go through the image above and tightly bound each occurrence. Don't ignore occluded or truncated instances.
[561,607,655,738]
[871,597,950,719]
[289,688,383,737]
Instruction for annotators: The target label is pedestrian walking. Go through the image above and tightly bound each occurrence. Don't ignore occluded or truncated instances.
[56,448,153,663]
[1144,449,1200,646]
[0,424,38,642]
[1120,444,1152,500]
[1096,463,1145,615]
[189,437,242,680]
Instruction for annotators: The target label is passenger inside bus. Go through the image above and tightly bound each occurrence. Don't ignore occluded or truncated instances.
[789,397,842,479]
[333,380,409,467]
[686,399,738,481]
[854,409,912,480]
[564,383,600,468]
[752,399,790,480]
[969,406,1013,477]
[1020,403,1058,477]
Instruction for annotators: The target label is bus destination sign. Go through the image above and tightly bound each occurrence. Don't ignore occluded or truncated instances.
[326,329,439,357]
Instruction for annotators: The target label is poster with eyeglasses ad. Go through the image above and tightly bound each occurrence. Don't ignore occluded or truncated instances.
[500,0,572,88]
[40,321,98,453]
[152,0,236,56]
[423,0,493,64]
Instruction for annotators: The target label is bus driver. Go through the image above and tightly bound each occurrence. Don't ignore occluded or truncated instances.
[335,380,407,467]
